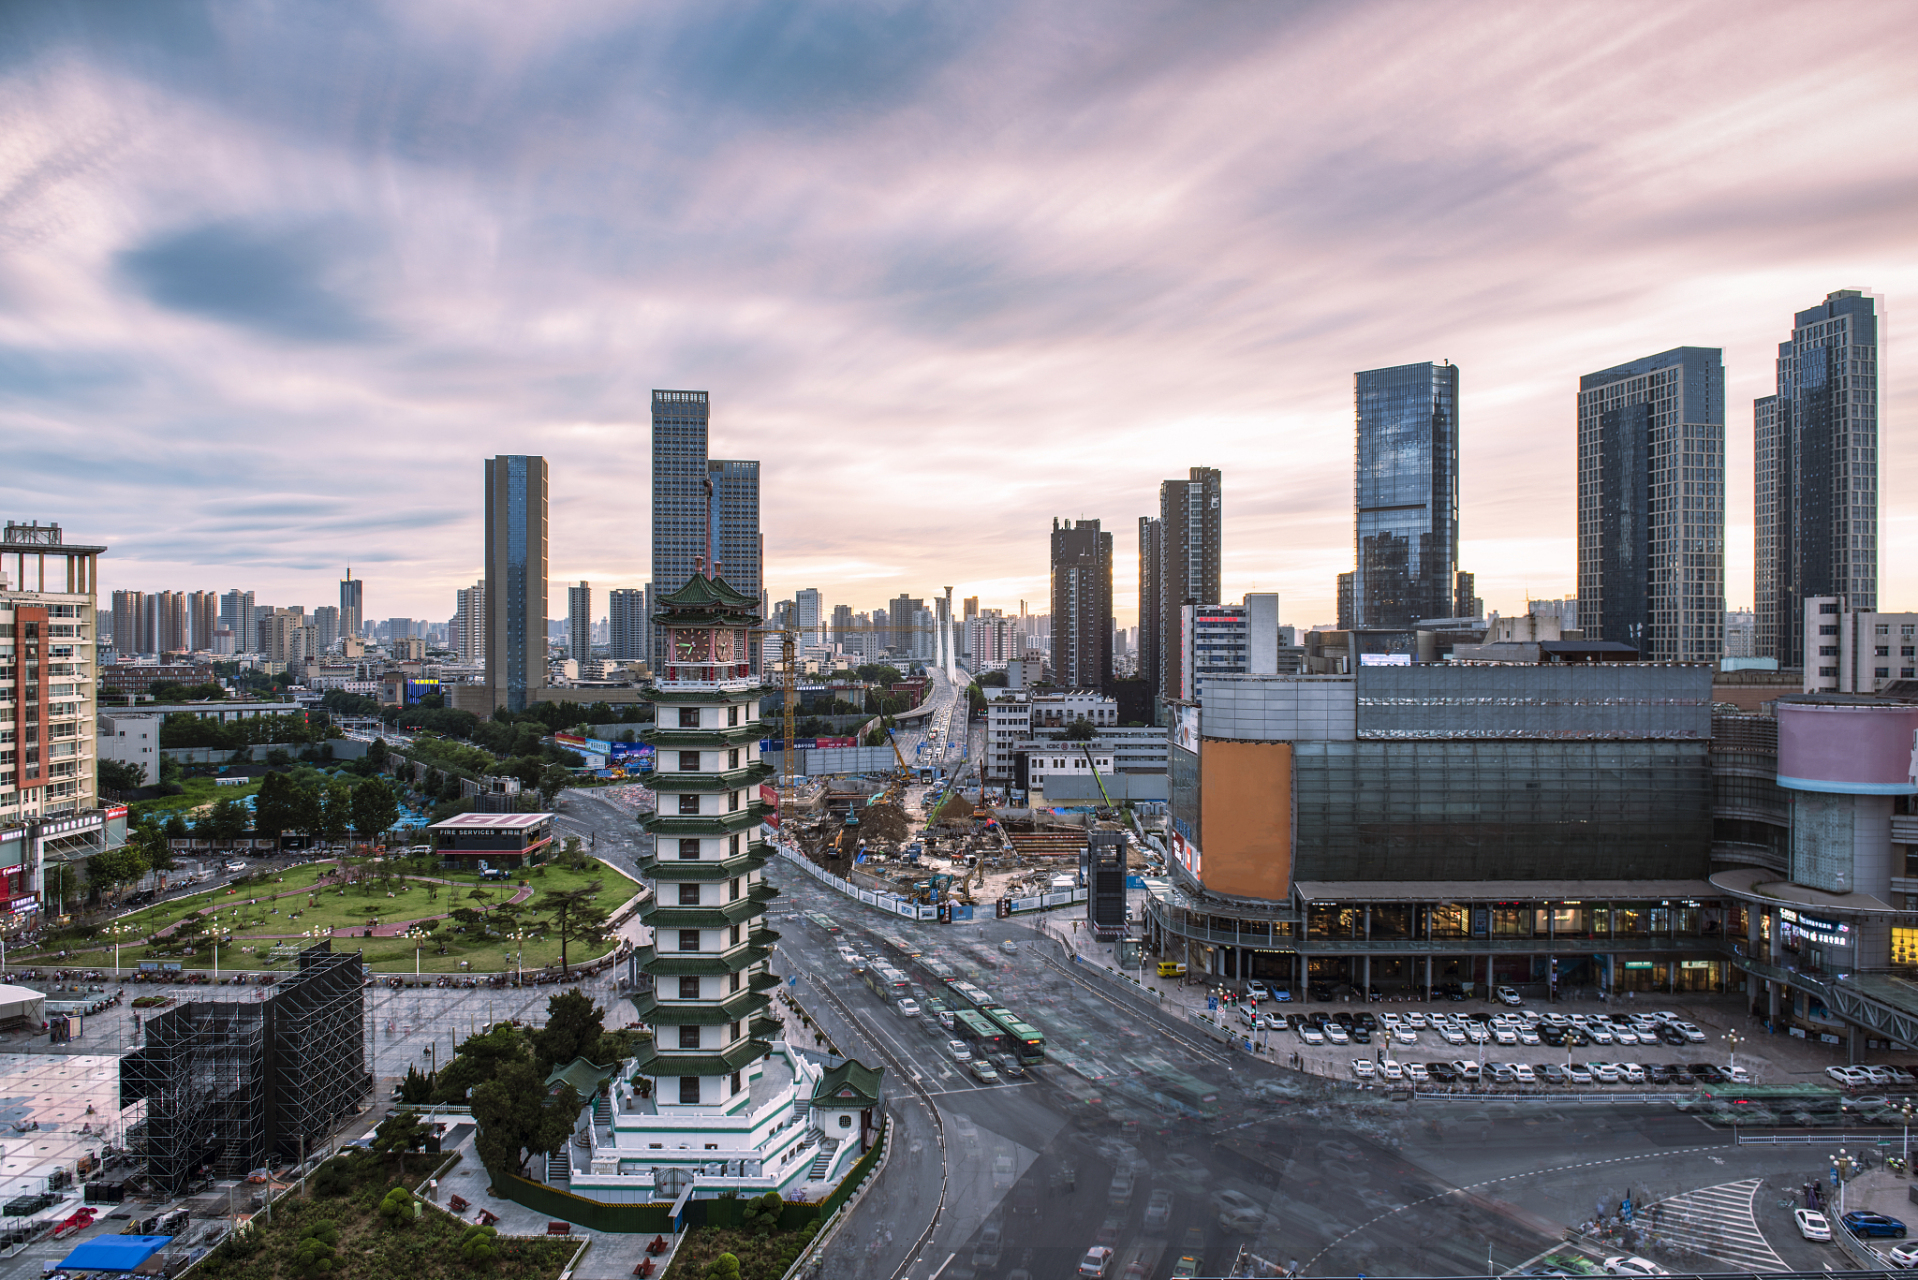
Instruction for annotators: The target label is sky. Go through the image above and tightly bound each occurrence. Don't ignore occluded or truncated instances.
[2,1,1916,631]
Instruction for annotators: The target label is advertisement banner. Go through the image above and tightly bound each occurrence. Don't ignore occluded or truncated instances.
[1172,705,1201,753]
[759,783,781,830]
[555,734,654,770]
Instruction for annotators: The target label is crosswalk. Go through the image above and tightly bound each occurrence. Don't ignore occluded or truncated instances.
[1645,1178,1787,1273]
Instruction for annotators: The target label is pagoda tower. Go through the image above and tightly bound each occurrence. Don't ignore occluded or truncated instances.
[632,568,781,1109]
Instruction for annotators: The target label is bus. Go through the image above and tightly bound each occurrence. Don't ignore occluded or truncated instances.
[950,981,994,1010]
[919,957,959,986]
[952,1009,1008,1056]
[980,1006,1046,1065]
[806,912,841,935]
[882,933,920,960]
[862,966,912,1002]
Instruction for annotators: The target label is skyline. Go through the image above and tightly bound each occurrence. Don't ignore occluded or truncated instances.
[3,3,1915,628]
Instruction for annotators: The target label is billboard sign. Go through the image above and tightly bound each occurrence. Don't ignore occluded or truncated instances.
[759,736,858,752]
[1172,705,1201,753]
[759,783,781,830]
[1168,827,1201,879]
[555,734,654,770]
[1358,653,1410,666]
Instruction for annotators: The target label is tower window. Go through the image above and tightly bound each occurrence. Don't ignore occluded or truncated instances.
[678,751,701,771]
[678,883,701,906]
[730,1070,742,1094]
[678,976,701,999]
[728,791,740,812]
[678,838,701,860]
[678,929,701,952]
[678,794,700,815]
[728,748,740,769]
[679,1077,700,1104]
[729,706,740,726]
[679,1025,701,1049]
[679,708,701,728]
[729,970,741,993]
[730,877,741,902]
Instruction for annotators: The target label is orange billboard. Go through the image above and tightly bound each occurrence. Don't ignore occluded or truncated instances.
[1197,740,1292,900]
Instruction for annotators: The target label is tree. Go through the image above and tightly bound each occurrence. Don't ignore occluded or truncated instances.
[377,1185,415,1228]
[471,1057,578,1182]
[366,737,388,769]
[434,1023,529,1104]
[458,1224,499,1265]
[206,797,250,843]
[373,1111,429,1175]
[293,1220,339,1277]
[705,1253,742,1280]
[740,1191,785,1236]
[351,776,399,842]
[318,780,353,847]
[396,1063,436,1104]
[533,884,611,976]
[253,772,298,842]
[98,759,146,793]
[538,763,573,805]
[287,779,324,841]
[87,844,148,897]
[163,811,190,841]
[1064,717,1097,742]
[533,989,605,1074]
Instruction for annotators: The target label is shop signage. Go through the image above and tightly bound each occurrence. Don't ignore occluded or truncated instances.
[8,895,37,914]
[1780,908,1849,946]
[1623,961,1653,970]
[1680,960,1713,969]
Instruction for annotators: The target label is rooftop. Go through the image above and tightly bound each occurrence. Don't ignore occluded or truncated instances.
[428,812,553,831]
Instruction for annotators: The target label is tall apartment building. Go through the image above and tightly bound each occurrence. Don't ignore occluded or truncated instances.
[111,590,146,656]
[484,455,549,713]
[650,391,762,669]
[453,581,486,663]
[1724,609,1757,660]
[1755,290,1880,666]
[1176,592,1282,703]
[1,521,104,841]
[1137,516,1161,699]
[1576,346,1725,662]
[608,587,648,663]
[1353,363,1460,629]
[187,591,218,653]
[339,568,362,641]
[218,590,254,652]
[888,594,923,656]
[567,581,592,666]
[148,591,186,655]
[261,609,309,665]
[312,605,341,653]
[1152,468,1223,699]
[1050,518,1112,691]
[830,604,853,648]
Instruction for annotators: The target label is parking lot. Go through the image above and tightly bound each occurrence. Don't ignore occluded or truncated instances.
[1252,1000,1883,1094]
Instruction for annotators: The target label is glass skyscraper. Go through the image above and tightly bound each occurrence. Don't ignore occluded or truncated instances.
[1754,290,1880,666]
[484,454,548,712]
[1353,362,1459,629]
[650,391,759,668]
[1576,347,1724,663]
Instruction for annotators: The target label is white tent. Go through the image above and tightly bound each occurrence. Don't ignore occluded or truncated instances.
[0,984,45,1026]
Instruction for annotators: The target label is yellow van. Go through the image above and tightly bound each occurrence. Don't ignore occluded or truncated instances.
[1156,961,1187,978]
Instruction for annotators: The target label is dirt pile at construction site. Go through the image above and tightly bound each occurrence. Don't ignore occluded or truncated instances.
[858,802,913,844]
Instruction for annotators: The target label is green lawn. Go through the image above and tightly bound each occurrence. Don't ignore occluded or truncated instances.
[27,858,643,973]
[128,774,261,818]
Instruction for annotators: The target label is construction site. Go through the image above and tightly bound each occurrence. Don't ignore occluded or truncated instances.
[119,941,366,1197]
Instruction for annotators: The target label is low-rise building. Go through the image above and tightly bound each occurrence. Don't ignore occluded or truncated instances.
[1803,595,1918,694]
[427,812,555,869]
[97,711,161,786]
[101,662,216,698]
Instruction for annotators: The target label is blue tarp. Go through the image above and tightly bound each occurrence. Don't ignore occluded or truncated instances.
[57,1235,172,1272]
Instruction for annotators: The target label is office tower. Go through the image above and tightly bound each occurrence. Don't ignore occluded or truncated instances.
[1137,517,1161,696]
[1050,518,1112,690]
[1155,467,1223,698]
[455,581,486,663]
[830,604,853,648]
[1,521,105,830]
[609,587,648,663]
[1336,572,1355,631]
[385,617,415,643]
[111,590,145,656]
[1353,363,1460,629]
[650,391,762,668]
[218,590,254,650]
[1453,571,1481,621]
[794,588,822,644]
[485,454,550,713]
[312,605,341,652]
[1577,347,1725,662]
[1755,290,1881,666]
[262,609,308,665]
[339,568,362,641]
[568,582,592,666]
[887,594,922,655]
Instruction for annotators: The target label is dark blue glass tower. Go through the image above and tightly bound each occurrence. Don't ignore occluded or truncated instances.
[1353,362,1459,630]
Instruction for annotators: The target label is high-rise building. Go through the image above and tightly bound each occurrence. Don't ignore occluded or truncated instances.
[650,391,762,668]
[1353,363,1459,629]
[339,568,362,641]
[794,588,822,645]
[709,460,761,636]
[1137,516,1161,698]
[485,454,549,713]
[887,594,923,655]
[1577,346,1725,662]
[1147,467,1223,699]
[1,520,105,835]
[568,581,592,666]
[1724,608,1757,660]
[111,590,146,656]
[830,604,853,648]
[218,590,254,651]
[1755,290,1881,666]
[1336,572,1354,631]
[312,605,341,653]
[609,587,648,663]
[1050,518,1112,690]
[187,591,218,652]
[453,581,486,663]
[262,609,308,665]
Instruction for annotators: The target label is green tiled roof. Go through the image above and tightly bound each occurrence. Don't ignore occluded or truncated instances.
[812,1059,885,1108]
[544,1056,621,1099]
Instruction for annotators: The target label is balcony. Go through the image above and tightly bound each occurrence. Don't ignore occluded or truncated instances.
[639,809,767,838]
[646,764,774,794]
[643,725,766,750]
[635,848,772,882]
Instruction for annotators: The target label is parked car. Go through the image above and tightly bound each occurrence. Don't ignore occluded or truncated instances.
[1351,1059,1377,1080]
[1245,980,1271,1002]
[1495,986,1522,1005]
[1602,1256,1669,1276]
[1794,1208,1831,1241]
[1296,1025,1326,1046]
[1378,1060,1405,1082]
[1843,1211,1909,1239]
[1885,1243,1918,1269]
[1828,1065,1873,1087]
[1404,1062,1430,1082]
[1214,1190,1265,1232]
[1566,1064,1594,1085]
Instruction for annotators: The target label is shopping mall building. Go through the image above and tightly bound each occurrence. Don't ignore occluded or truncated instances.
[1149,663,1918,1056]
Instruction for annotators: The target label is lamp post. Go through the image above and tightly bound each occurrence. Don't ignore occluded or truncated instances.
[1723,1029,1742,1075]
[406,927,428,979]
[1901,1101,1916,1169]
[1832,1148,1849,1216]
[105,921,140,981]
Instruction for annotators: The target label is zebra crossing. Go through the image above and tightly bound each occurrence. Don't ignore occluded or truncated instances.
[1645,1178,1788,1273]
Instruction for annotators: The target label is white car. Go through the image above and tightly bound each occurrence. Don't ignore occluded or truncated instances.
[1492,1028,1517,1046]
[1603,1256,1669,1276]
[1245,980,1271,1002]
[1404,1012,1429,1029]
[1440,1026,1467,1046]
[1379,1011,1403,1028]
[1588,1061,1622,1083]
[1860,1065,1896,1085]
[946,1040,973,1062]
[1724,1065,1753,1082]
[1566,1064,1594,1084]
[1214,1190,1265,1232]
[1079,1247,1115,1278]
[1394,1028,1417,1046]
[1612,1027,1641,1046]
[1617,1062,1646,1083]
[898,999,921,1017]
[1463,1024,1489,1043]
[1675,1022,1707,1043]
[1795,1208,1832,1241]
[1296,1025,1326,1046]
[1586,1025,1615,1045]
[1887,1242,1918,1268]
[1351,1059,1377,1080]
[1324,1024,1350,1045]
[1405,1062,1430,1082]
[1495,985,1522,1005]
[1828,1065,1872,1087]
[1512,1063,1537,1083]
[1518,1028,1541,1046]
[1378,1060,1405,1081]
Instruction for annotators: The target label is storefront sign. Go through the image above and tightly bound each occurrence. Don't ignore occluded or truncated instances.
[1780,908,1850,947]
[1680,960,1713,969]
[1623,961,1653,970]
[8,895,37,914]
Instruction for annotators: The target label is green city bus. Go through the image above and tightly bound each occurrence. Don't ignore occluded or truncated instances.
[952,1008,1008,1056]
[980,1005,1047,1065]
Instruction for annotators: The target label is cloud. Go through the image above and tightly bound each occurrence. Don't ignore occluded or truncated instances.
[115,220,384,342]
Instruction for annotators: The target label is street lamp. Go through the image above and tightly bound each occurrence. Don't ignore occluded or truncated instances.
[1832,1149,1850,1216]
[1723,1029,1742,1075]
[405,927,429,979]
[1901,1102,1916,1169]
[105,921,140,980]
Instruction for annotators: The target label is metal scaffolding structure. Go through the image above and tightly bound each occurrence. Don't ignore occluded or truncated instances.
[120,942,365,1197]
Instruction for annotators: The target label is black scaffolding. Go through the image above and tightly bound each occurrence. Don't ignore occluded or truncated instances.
[121,943,366,1196]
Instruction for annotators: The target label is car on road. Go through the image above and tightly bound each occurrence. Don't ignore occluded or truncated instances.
[1602,1256,1669,1276]
[223,859,248,874]
[968,1059,1001,1084]
[1078,1247,1114,1278]
[1001,939,1019,954]
[1844,1211,1909,1239]
[1886,1243,1918,1269]
[1109,1168,1135,1205]
[946,1040,973,1062]
[1245,980,1271,1002]
[897,998,921,1017]
[1495,985,1522,1005]
[1351,1059,1377,1080]
[1214,1190,1265,1232]
[1795,1208,1832,1241]
[993,1053,1027,1079]
[1828,1065,1873,1087]
[1144,1189,1175,1231]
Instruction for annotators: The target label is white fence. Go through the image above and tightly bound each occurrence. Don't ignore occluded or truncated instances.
[772,842,1087,921]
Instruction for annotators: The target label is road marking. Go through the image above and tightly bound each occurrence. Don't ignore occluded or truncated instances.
[1646,1178,1787,1272]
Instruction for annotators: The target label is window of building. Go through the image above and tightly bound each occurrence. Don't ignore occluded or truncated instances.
[679,1025,701,1049]
[728,1020,740,1042]
[729,924,742,945]
[679,1077,700,1104]
[678,976,700,999]
[679,707,701,728]
[1821,666,1838,676]
[728,748,739,769]
[1876,647,1891,657]
[729,970,741,993]
[1820,625,1839,635]
[1878,625,1891,636]
[1877,668,1891,679]
[730,1070,742,1094]
[728,790,740,811]
[678,794,700,815]
[678,883,701,906]
[729,834,740,856]
[729,705,740,726]
[678,929,701,952]
[678,751,701,771]
[679,838,701,859]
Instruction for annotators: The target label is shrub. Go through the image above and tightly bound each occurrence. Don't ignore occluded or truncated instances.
[740,1192,784,1236]
[459,1223,498,1264]
[705,1253,741,1280]
[293,1219,340,1277]
[377,1186,413,1228]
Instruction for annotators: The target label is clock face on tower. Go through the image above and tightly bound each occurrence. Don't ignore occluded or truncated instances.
[672,630,711,661]
[712,630,733,662]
